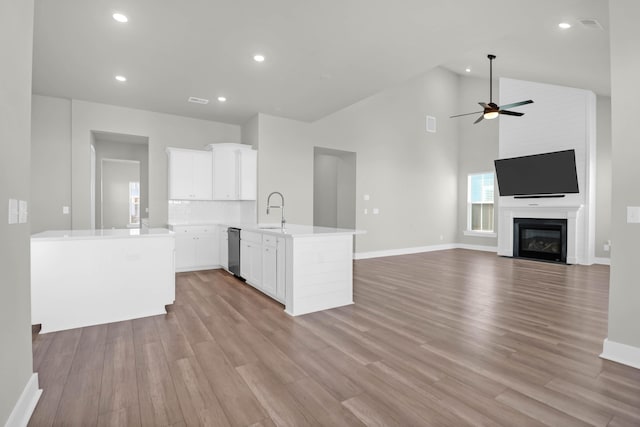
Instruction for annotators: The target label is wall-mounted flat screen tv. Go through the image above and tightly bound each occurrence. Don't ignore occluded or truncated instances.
[494,149,579,196]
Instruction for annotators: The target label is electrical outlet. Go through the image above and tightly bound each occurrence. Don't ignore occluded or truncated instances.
[62,206,70,214]
[8,199,18,224]
[603,243,610,252]
[372,208,379,215]
[627,206,640,223]
[363,208,368,215]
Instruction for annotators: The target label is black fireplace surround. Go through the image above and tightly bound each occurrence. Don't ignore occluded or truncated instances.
[513,218,567,263]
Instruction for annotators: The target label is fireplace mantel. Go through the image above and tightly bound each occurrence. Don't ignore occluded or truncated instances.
[497,205,586,264]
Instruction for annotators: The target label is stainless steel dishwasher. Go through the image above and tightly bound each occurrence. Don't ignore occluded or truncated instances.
[227,227,241,278]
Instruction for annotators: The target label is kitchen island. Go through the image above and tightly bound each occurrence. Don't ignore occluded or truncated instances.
[169,222,362,317]
[168,222,362,315]
[31,228,175,333]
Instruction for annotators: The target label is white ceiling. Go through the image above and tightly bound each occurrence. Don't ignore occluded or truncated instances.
[32,0,610,125]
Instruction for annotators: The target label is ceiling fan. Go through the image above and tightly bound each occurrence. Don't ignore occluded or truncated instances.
[450,54,534,124]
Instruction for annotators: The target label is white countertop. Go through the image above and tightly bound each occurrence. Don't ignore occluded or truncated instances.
[167,221,364,238]
[31,228,174,241]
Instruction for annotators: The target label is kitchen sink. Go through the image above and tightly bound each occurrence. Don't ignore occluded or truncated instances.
[259,226,283,230]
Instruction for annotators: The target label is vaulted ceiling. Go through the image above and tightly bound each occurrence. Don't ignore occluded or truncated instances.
[32,0,609,125]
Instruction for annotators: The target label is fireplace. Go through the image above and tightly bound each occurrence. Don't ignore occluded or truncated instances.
[513,218,567,263]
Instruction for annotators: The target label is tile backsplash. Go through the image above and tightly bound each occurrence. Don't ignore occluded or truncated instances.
[168,200,256,224]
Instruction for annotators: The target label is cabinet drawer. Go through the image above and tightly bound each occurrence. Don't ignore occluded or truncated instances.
[262,235,277,247]
[241,230,262,244]
[170,225,216,234]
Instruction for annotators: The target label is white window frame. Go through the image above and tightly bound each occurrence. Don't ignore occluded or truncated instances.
[464,172,497,237]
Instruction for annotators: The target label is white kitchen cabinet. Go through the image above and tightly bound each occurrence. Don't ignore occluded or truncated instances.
[262,241,277,297]
[219,225,229,272]
[212,149,237,200]
[240,230,262,288]
[170,225,219,272]
[276,236,286,301]
[167,148,212,200]
[237,149,257,200]
[208,144,257,201]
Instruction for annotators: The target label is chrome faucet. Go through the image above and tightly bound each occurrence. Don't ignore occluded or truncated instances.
[266,191,286,229]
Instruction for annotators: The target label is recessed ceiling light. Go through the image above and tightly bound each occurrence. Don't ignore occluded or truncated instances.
[115,75,127,82]
[253,54,265,62]
[112,13,128,23]
[558,22,571,29]
[217,96,227,102]
[465,67,471,73]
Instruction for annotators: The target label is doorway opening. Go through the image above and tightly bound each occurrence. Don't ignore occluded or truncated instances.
[313,147,356,229]
[91,131,149,229]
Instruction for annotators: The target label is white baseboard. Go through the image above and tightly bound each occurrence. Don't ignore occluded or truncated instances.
[4,373,41,427]
[354,243,499,260]
[456,244,498,253]
[600,338,640,370]
[592,257,611,266]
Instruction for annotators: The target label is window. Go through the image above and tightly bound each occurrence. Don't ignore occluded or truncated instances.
[467,172,494,233]
[129,181,140,226]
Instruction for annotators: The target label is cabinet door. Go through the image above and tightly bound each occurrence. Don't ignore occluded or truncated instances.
[212,149,237,200]
[192,151,213,200]
[175,234,197,270]
[219,227,228,270]
[250,243,263,287]
[262,245,277,296]
[168,150,195,200]
[195,229,218,267]
[276,237,286,301]
[237,149,257,200]
[240,241,250,280]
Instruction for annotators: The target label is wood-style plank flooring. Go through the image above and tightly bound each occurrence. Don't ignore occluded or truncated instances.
[30,249,640,426]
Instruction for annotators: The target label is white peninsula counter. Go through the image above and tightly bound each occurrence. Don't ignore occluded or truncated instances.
[234,224,363,317]
[31,228,175,333]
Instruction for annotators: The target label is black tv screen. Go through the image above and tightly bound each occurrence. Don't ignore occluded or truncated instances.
[494,149,579,196]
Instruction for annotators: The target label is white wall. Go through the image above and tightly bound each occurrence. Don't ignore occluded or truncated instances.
[456,76,499,248]
[256,67,460,253]
[607,0,640,351]
[31,95,72,232]
[101,160,140,229]
[0,0,36,424]
[313,153,339,227]
[31,96,241,229]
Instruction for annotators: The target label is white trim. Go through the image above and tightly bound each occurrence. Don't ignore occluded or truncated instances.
[463,230,497,238]
[354,244,457,260]
[600,338,640,370]
[457,244,498,253]
[4,373,41,427]
[592,257,611,266]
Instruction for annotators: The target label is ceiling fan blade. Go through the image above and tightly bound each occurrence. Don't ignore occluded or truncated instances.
[499,110,525,116]
[473,114,484,124]
[478,102,490,108]
[450,111,483,118]
[499,99,534,110]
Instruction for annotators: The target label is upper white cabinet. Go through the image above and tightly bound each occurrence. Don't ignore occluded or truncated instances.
[167,148,213,200]
[207,143,257,201]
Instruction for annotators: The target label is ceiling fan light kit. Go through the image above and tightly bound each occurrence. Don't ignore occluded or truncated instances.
[451,54,533,124]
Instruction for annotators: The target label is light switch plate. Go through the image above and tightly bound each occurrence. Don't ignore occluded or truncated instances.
[62,206,70,214]
[373,208,379,215]
[426,115,436,133]
[627,206,640,223]
[8,199,18,224]
[18,200,28,223]
[363,194,370,201]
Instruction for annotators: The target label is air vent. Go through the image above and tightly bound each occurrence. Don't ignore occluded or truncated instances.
[188,96,209,105]
[579,19,604,30]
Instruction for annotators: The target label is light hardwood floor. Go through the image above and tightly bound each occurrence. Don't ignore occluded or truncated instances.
[30,249,640,426]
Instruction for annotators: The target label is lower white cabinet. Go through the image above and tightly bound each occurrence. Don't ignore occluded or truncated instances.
[240,231,285,303]
[262,244,277,296]
[171,225,219,272]
[240,231,262,287]
[219,225,229,272]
